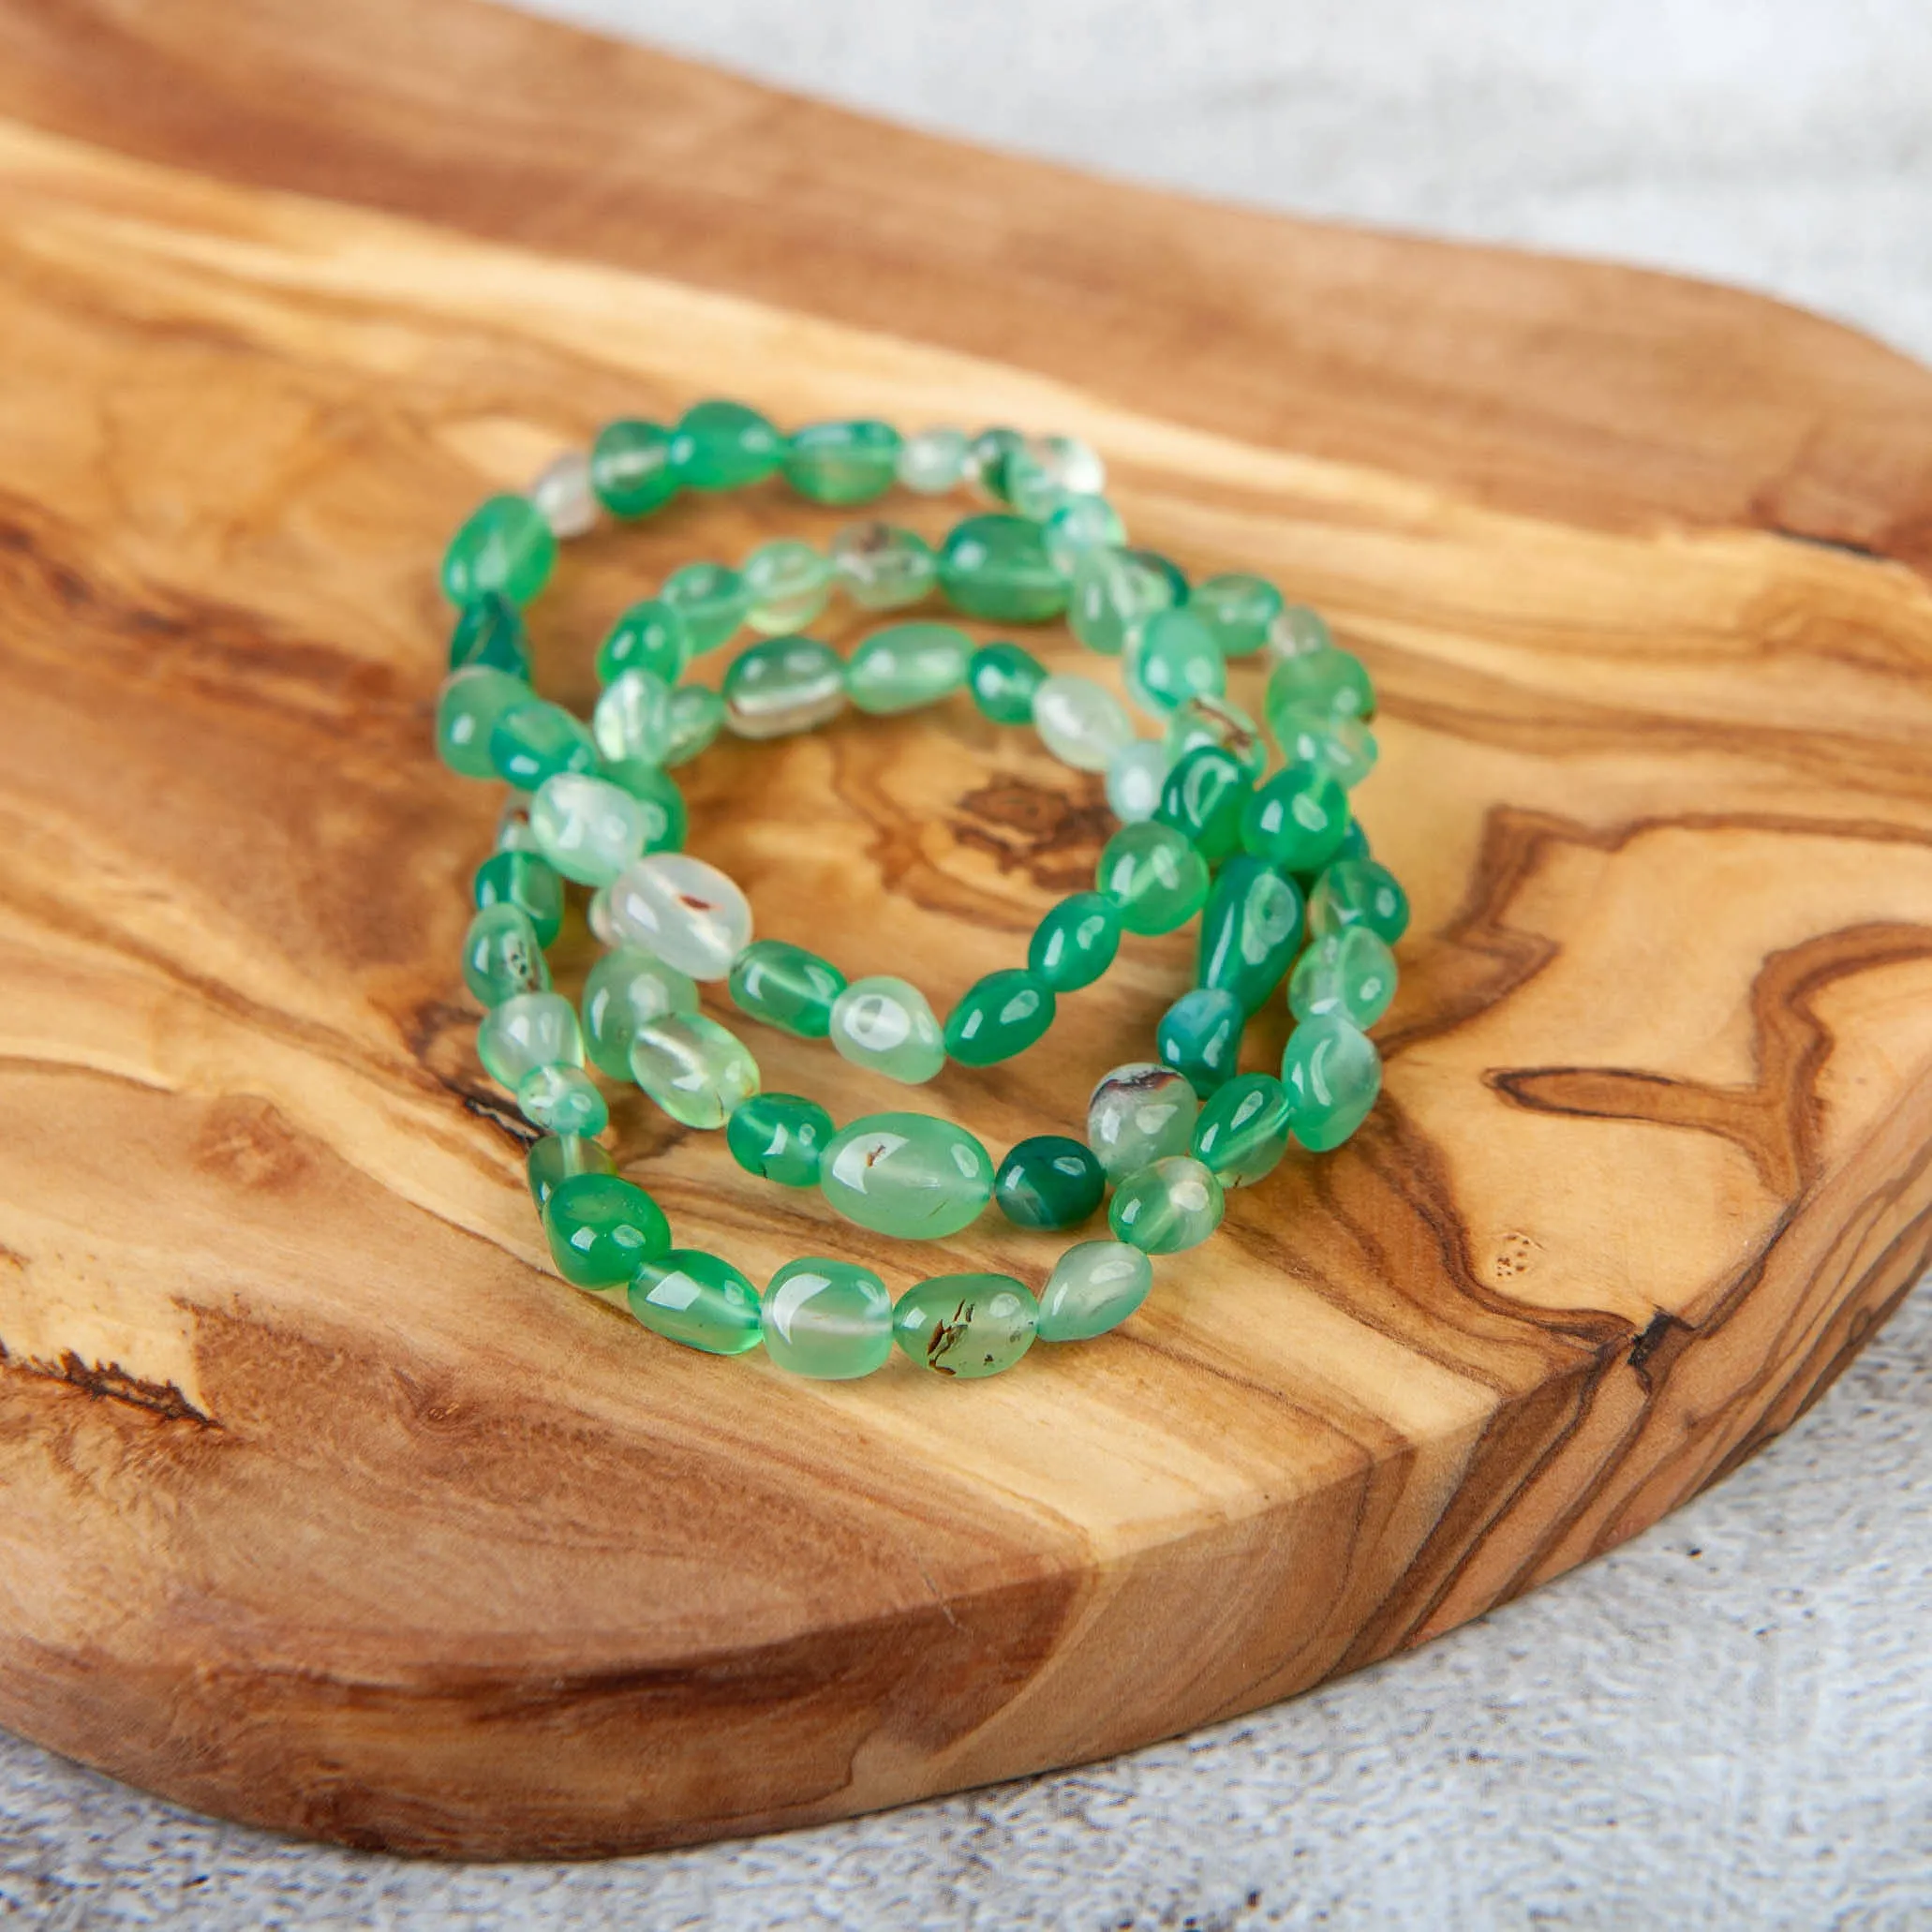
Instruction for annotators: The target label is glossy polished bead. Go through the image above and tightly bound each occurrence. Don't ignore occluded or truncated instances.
[898,426,970,494]
[968,641,1047,725]
[993,1135,1105,1230]
[895,1273,1038,1378]
[1029,432,1106,497]
[630,1250,763,1356]
[478,990,583,1087]
[1192,1073,1294,1187]
[847,622,971,714]
[1191,572,1283,659]
[1028,892,1122,992]
[1269,603,1334,659]
[830,520,938,610]
[742,537,835,633]
[761,1258,893,1379]
[607,854,752,979]
[449,593,529,677]
[462,902,549,1006]
[1109,1155,1225,1255]
[662,560,751,655]
[592,666,676,765]
[529,772,646,886]
[1070,545,1177,657]
[1239,764,1351,872]
[488,699,598,791]
[526,1132,614,1213]
[1156,986,1244,1096]
[1105,739,1170,824]
[726,1092,835,1187]
[722,634,847,738]
[629,1013,759,1129]
[1087,1063,1199,1184]
[1271,703,1379,791]
[729,939,846,1038]
[1282,1014,1383,1151]
[473,849,563,947]
[596,599,690,687]
[965,425,1026,501]
[1289,925,1398,1028]
[436,667,530,779]
[1003,445,1071,521]
[1308,857,1410,944]
[783,419,900,505]
[586,886,616,945]
[582,944,699,1079]
[1198,855,1304,1012]
[590,419,679,519]
[672,398,783,491]
[598,758,688,855]
[1125,608,1226,715]
[1096,821,1211,935]
[1033,673,1134,771]
[516,1063,608,1137]
[820,1112,994,1239]
[1129,547,1190,603]
[441,494,556,607]
[528,449,599,539]
[1266,644,1375,722]
[1165,693,1268,783]
[663,684,726,766]
[543,1172,671,1290]
[939,514,1067,622]
[1043,495,1126,578]
[1153,744,1253,863]
[828,976,945,1084]
[944,968,1055,1065]
[1037,1240,1152,1343]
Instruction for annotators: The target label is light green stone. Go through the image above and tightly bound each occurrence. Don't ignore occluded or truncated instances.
[441,494,556,607]
[846,622,971,714]
[1269,603,1335,660]
[582,944,699,1079]
[1037,1240,1152,1343]
[1307,857,1410,944]
[592,667,676,765]
[938,514,1067,622]
[1265,643,1375,722]
[526,1133,614,1213]
[1004,445,1072,520]
[1028,892,1122,992]
[898,426,970,494]
[461,902,550,1007]
[729,940,846,1039]
[819,1112,994,1239]
[1095,821,1211,935]
[1155,987,1244,1097]
[1270,702,1379,790]
[671,398,784,491]
[528,772,646,886]
[830,521,939,610]
[515,1063,609,1137]
[1125,608,1226,715]
[473,849,563,947]
[1105,740,1170,824]
[661,560,751,655]
[1239,764,1351,872]
[1033,673,1135,771]
[488,699,598,792]
[597,759,687,854]
[1281,1014,1383,1152]
[662,684,726,766]
[1288,926,1398,1029]
[1197,855,1304,1012]
[1191,572,1283,659]
[761,1258,893,1380]
[478,991,582,1088]
[437,667,531,780]
[448,593,529,678]
[782,419,901,505]
[543,1172,670,1290]
[1152,744,1253,863]
[1087,1063,1199,1184]
[742,537,835,633]
[1070,545,1177,657]
[943,969,1055,1066]
[721,634,847,738]
[1164,693,1268,782]
[894,1273,1038,1378]
[629,1013,759,1130]
[589,419,678,519]
[596,599,690,687]
[967,641,1047,725]
[1108,1155,1225,1255]
[726,1092,835,1188]
[828,976,945,1084]
[630,1250,763,1356]
[1042,495,1126,578]
[1191,1073,1293,1187]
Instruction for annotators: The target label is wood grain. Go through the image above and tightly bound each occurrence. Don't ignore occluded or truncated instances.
[1,0,1931,1859]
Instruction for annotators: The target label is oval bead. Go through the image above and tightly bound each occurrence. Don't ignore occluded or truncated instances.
[1239,764,1351,872]
[436,666,531,779]
[1153,744,1253,863]
[515,1063,609,1137]
[742,537,835,633]
[783,419,901,505]
[1191,572,1283,659]
[526,1132,614,1213]
[1003,445,1072,521]
[846,622,972,714]
[819,1112,994,1240]
[1197,855,1304,1013]
[729,939,847,1039]
[1307,857,1411,945]
[474,849,564,947]
[478,991,583,1088]
[898,426,970,494]
[1288,926,1398,1029]
[1108,1155,1226,1255]
[1105,739,1170,824]
[761,1258,894,1380]
[894,1274,1038,1379]
[598,759,687,855]
[1033,674,1135,772]
[726,1092,835,1188]
[1164,692,1268,783]
[671,398,784,491]
[662,684,726,766]
[1155,986,1244,1097]
[1125,608,1226,715]
[529,449,599,539]
[661,560,751,656]
[1037,1240,1152,1343]
[1270,603,1334,659]
[1069,545,1177,656]
[606,854,752,980]
[488,699,598,792]
[528,772,647,886]
[1192,1073,1295,1187]
[1087,1063,1199,1184]
[543,1172,671,1290]
[1265,643,1375,723]
[938,514,1067,622]
[449,593,529,678]
[1282,1014,1383,1152]
[1043,495,1126,579]
[943,968,1055,1066]
[461,902,550,1006]
[722,633,847,739]
[629,1013,759,1130]
[993,1136,1106,1231]
[591,666,676,765]
[629,1250,763,1356]
[828,976,945,1084]
[1271,703,1379,791]
[1028,892,1122,992]
[967,641,1048,725]
[1095,821,1211,935]
[441,494,556,607]
[581,944,699,1079]
[830,520,938,610]
[589,418,678,519]
[596,599,690,687]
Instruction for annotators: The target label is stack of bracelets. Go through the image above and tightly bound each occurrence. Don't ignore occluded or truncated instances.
[434,401,1408,1381]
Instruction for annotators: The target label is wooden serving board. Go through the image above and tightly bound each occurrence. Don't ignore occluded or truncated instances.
[3,0,1932,1861]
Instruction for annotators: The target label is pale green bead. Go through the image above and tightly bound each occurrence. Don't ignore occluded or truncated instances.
[1268,604,1336,661]
[722,634,847,739]
[515,1063,609,1137]
[1004,447,1072,521]
[663,684,726,766]
[897,427,970,495]
[1086,1063,1199,1184]
[1105,739,1170,823]
[1191,572,1283,659]
[461,902,549,1006]
[1043,495,1126,578]
[478,991,583,1088]
[830,520,938,610]
[846,622,971,714]
[828,976,945,1084]
[1037,1240,1153,1343]
[1096,821,1211,934]
[1027,433,1106,496]
[1033,673,1135,771]
[629,1013,759,1129]
[1165,693,1268,783]
[743,537,835,633]
[820,1112,994,1239]
[630,1250,763,1356]
[894,1273,1038,1377]
[1108,1155,1225,1255]
[761,1258,893,1379]
[529,772,647,886]
[1070,545,1176,656]
[1288,926,1398,1029]
[1271,702,1379,791]
[662,560,750,654]
[582,944,699,1079]
[436,667,530,780]
[592,667,676,765]
[1125,608,1226,715]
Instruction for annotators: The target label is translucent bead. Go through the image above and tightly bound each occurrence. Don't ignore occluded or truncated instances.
[726,1092,835,1187]
[1130,547,1191,605]
[1095,821,1210,935]
[1033,673,1134,771]
[596,599,690,687]
[1164,692,1268,783]
[607,854,751,980]
[670,398,784,491]
[473,849,563,947]
[967,641,1047,725]
[1198,855,1304,1013]
[528,449,600,539]
[782,419,900,505]
[938,514,1067,622]
[630,1250,763,1356]
[1265,643,1375,722]
[1282,1014,1383,1151]
[993,1135,1105,1231]
[1288,926,1398,1028]
[819,1112,993,1239]
[436,667,529,780]
[1268,603,1335,660]
[1239,765,1351,872]
[1152,744,1252,863]
[1190,572,1282,660]
[1087,1063,1199,1185]
[587,886,617,945]
[1105,739,1169,824]
[828,976,945,1084]
[1032,433,1106,497]
[1125,609,1226,715]
[488,699,598,792]
[526,1132,614,1213]
[1155,986,1244,1097]
[440,494,556,607]
[1308,857,1410,944]
[662,561,751,656]
[1043,496,1125,581]
[847,622,971,714]
[1037,1240,1152,1343]
[598,759,687,855]
[1108,1155,1225,1255]
[582,943,699,1079]
[895,1274,1038,1378]
[729,939,847,1039]
[761,1258,893,1380]
[462,902,550,1006]
[543,1172,670,1290]
[592,666,676,765]
[964,425,1027,501]
[629,1013,760,1130]
[663,684,726,766]
[1192,1073,1294,1187]
[494,795,542,855]
[742,537,835,633]
[943,968,1055,1065]
[830,520,938,610]
[529,772,647,886]
[449,593,529,677]
[1003,445,1072,522]
[722,634,847,738]
[1271,703,1378,791]
[589,419,678,519]
[1028,892,1122,992]
[898,426,970,495]
[1070,545,1176,657]
[515,1063,609,1137]
[478,991,583,1089]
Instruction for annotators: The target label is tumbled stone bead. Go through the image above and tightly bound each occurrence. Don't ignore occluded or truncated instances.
[1282,1013,1383,1151]
[488,699,598,791]
[478,990,583,1089]
[590,419,679,519]
[449,592,530,678]
[1190,572,1282,659]
[1271,702,1379,791]
[742,537,835,633]
[598,759,688,855]
[630,1012,759,1130]
[1037,1240,1152,1343]
[1268,603,1335,660]
[1153,744,1252,863]
[964,425,1027,501]
[1308,857,1410,944]
[1156,986,1244,1096]
[729,939,846,1039]
[1043,495,1126,579]
[526,1132,614,1213]
[528,448,600,540]
[944,968,1055,1065]
[1096,821,1211,935]
[895,1273,1038,1378]
[1164,693,1268,783]
[967,641,1047,725]
[592,666,676,765]
[820,1112,994,1239]
[607,853,751,980]
[582,944,699,1079]
[939,514,1067,622]
[993,1135,1105,1230]
[847,622,971,714]
[596,599,690,687]
[662,560,751,656]
[1239,764,1351,872]
[516,1063,609,1137]
[1028,892,1122,992]
[663,684,726,766]
[898,426,970,495]
[630,1249,763,1356]
[830,521,939,610]
[473,849,564,947]
[441,494,556,607]
[1033,673,1135,771]
[761,1258,893,1379]
[722,634,847,738]
[1031,432,1107,497]
[1129,548,1190,604]
[671,398,783,491]
[543,1172,671,1290]
[1087,1063,1199,1184]
[1003,446,1071,522]
[1105,739,1170,824]
[1289,925,1398,1029]
[436,667,530,780]
[1071,545,1177,657]
[529,772,647,886]
[462,902,550,1007]
[1265,643,1375,722]
[1109,1155,1225,1255]
[726,1092,835,1188]
[1198,855,1304,1012]
[783,419,900,505]
[1125,608,1226,715]
[828,976,945,1083]
[1191,1073,1294,1188]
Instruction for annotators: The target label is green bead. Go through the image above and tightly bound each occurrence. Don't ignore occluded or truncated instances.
[729,940,846,1039]
[543,1171,671,1290]
[1288,926,1398,1029]
[661,561,751,656]
[831,521,939,610]
[967,641,1047,725]
[441,494,556,607]
[966,425,1026,501]
[943,969,1055,1066]
[1155,987,1244,1097]
[1027,892,1122,992]
[582,944,698,1078]
[894,1273,1038,1379]
[596,599,690,686]
[993,1136,1105,1230]
[1282,1014,1383,1151]
[526,1133,614,1213]
[820,1112,993,1239]
[783,419,901,505]
[436,667,530,779]
[1004,446,1071,521]
[761,1258,893,1380]
[721,634,847,738]
[598,759,688,854]
[1042,495,1126,578]
[473,850,564,947]
[1037,1241,1152,1343]
[671,398,784,491]
[1087,1063,1199,1184]
[899,426,970,494]
[726,1092,835,1187]
[1191,1073,1293,1187]
[1271,703,1379,790]
[663,685,726,766]
[478,990,582,1088]
[1239,764,1350,872]
[516,1063,609,1137]
[449,593,530,677]
[1095,822,1211,935]
[1165,693,1268,783]
[1129,548,1190,603]
[529,772,647,886]
[1265,643,1375,723]
[1108,1156,1225,1255]
[488,699,598,792]
[1125,609,1226,716]
[1308,857,1410,944]
[1153,744,1253,863]
[1191,572,1282,659]
[938,514,1067,622]
[847,622,971,714]
[1198,856,1304,1013]
[630,1250,763,1356]
[629,1013,759,1130]
[1070,545,1177,657]
[742,538,835,633]
[828,976,945,1084]
[590,419,679,518]
[461,902,550,1006]
[592,666,675,765]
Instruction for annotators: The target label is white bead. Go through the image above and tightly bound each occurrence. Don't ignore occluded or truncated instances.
[1105,739,1169,823]
[897,427,969,495]
[1033,674,1135,772]
[587,887,617,946]
[528,450,600,540]
[607,854,751,980]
